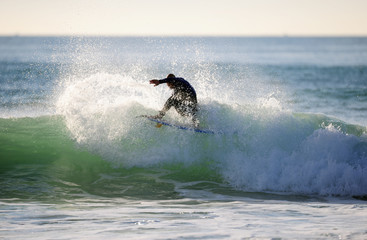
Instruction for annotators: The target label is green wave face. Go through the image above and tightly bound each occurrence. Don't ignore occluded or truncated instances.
[0,116,223,201]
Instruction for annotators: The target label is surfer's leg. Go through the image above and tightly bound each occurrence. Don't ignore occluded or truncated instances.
[191,105,199,128]
[154,96,175,119]
[192,113,199,128]
[174,101,199,128]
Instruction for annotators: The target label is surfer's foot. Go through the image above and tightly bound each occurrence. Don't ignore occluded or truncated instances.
[150,115,162,120]
[193,120,200,128]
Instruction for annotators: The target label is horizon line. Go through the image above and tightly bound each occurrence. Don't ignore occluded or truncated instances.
[1,33,367,38]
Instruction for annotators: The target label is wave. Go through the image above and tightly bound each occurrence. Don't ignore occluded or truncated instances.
[1,72,367,198]
[1,112,366,198]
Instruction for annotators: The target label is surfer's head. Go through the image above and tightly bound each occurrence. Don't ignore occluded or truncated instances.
[167,74,175,79]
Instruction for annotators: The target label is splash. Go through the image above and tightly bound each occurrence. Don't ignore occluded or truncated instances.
[53,37,367,196]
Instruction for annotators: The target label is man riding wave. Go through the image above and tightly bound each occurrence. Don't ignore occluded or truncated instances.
[149,74,199,128]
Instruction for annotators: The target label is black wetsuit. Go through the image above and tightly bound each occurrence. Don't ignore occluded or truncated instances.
[156,77,199,126]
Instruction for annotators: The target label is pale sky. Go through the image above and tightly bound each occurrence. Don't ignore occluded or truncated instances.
[1,0,367,36]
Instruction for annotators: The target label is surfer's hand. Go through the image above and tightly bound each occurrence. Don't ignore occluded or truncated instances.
[149,80,160,86]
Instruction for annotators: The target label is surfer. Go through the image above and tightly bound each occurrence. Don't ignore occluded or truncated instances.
[149,74,199,128]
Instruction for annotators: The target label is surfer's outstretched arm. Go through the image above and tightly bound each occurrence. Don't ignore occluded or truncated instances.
[150,78,178,87]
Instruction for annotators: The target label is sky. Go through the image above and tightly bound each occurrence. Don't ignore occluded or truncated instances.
[1,0,367,36]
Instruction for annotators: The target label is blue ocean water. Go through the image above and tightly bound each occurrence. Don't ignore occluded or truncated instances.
[0,36,367,239]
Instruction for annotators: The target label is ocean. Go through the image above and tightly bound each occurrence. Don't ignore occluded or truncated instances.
[0,36,366,239]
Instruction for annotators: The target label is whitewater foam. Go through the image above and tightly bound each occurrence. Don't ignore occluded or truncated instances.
[223,123,367,196]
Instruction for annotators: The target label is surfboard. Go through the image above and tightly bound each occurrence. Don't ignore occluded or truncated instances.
[141,115,216,134]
